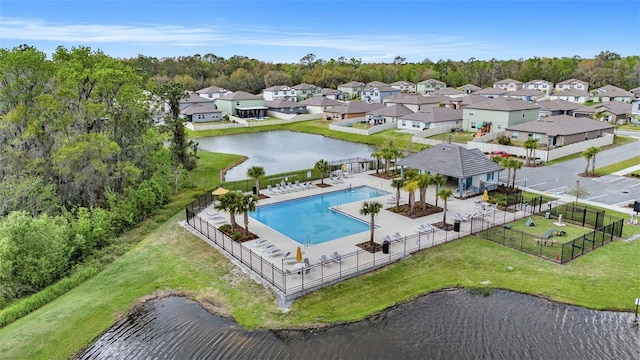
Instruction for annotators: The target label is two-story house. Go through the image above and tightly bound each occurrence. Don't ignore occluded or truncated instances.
[417,79,446,95]
[493,78,523,92]
[360,85,401,103]
[195,86,233,100]
[337,81,366,99]
[292,83,322,101]
[324,101,384,121]
[262,85,297,101]
[389,81,417,93]
[555,78,589,93]
[462,97,540,133]
[458,84,481,94]
[592,85,633,103]
[549,89,590,103]
[523,80,553,95]
[384,93,448,112]
[216,91,267,118]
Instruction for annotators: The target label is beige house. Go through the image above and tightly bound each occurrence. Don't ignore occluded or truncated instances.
[390,81,417,93]
[592,85,633,103]
[337,81,366,99]
[384,93,448,112]
[523,80,553,95]
[324,101,384,120]
[195,86,233,100]
[572,101,632,124]
[297,97,343,114]
[555,78,589,92]
[549,89,590,103]
[505,115,615,146]
[505,89,546,102]
[292,83,322,101]
[417,79,446,95]
[493,78,523,92]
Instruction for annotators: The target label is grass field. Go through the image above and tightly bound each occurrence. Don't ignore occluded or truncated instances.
[594,155,640,175]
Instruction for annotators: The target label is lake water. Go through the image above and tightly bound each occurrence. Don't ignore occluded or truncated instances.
[196,131,377,181]
[77,289,640,359]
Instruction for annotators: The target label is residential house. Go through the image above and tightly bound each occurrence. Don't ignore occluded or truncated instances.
[523,80,553,95]
[367,81,388,88]
[493,78,523,92]
[474,87,508,98]
[549,89,590,103]
[630,87,640,100]
[417,79,446,95]
[572,101,632,124]
[264,99,306,114]
[170,92,216,113]
[195,86,233,100]
[321,88,346,100]
[458,84,481,94]
[180,103,223,123]
[397,143,503,197]
[262,85,297,101]
[216,91,267,118]
[323,101,384,121]
[337,81,366,99]
[592,85,633,103]
[298,96,344,114]
[366,104,413,126]
[462,97,540,133]
[432,87,467,98]
[505,89,546,102]
[505,115,615,147]
[536,99,582,118]
[292,83,322,101]
[390,80,417,93]
[397,107,463,131]
[360,85,401,103]
[555,78,589,92]
[631,99,640,123]
[384,93,448,112]
[449,94,488,110]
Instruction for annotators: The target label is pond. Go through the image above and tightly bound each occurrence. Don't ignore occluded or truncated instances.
[77,289,640,359]
[196,131,377,181]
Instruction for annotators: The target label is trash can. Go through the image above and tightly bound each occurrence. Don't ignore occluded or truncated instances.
[545,211,551,219]
[252,186,257,195]
[453,220,461,232]
[382,240,390,254]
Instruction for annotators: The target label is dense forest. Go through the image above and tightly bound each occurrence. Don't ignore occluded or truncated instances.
[0,45,195,304]
[0,44,638,305]
[122,51,640,93]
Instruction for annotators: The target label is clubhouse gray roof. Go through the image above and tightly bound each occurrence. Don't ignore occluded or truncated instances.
[505,115,614,136]
[397,143,502,178]
[398,107,463,123]
[467,97,539,111]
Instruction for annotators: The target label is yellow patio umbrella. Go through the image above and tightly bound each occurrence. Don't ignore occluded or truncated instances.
[295,246,303,262]
[482,189,489,202]
[212,187,229,196]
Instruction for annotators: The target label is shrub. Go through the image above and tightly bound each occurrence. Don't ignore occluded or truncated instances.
[497,136,512,145]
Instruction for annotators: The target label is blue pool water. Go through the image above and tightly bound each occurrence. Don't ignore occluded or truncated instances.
[250,186,390,245]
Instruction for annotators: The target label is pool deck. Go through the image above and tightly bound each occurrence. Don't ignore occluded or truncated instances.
[198,170,511,271]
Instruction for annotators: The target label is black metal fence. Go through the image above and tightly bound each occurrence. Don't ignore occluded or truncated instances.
[472,203,624,264]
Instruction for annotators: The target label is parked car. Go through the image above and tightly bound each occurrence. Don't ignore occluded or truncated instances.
[488,150,511,158]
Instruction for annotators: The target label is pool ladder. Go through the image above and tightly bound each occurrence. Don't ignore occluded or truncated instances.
[305,236,311,247]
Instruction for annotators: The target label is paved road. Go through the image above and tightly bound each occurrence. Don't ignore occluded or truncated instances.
[504,135,640,210]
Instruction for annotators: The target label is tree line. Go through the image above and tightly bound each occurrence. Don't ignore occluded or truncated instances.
[0,45,194,305]
[122,51,640,94]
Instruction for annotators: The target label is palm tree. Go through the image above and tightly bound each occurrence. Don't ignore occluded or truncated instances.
[437,188,454,225]
[588,146,601,175]
[431,174,446,207]
[523,138,539,166]
[404,180,420,216]
[314,159,330,185]
[500,157,513,187]
[215,191,243,231]
[247,166,265,196]
[239,193,258,234]
[390,177,406,210]
[360,201,383,244]
[381,147,394,176]
[370,150,382,174]
[510,159,523,188]
[416,173,432,212]
[581,148,595,176]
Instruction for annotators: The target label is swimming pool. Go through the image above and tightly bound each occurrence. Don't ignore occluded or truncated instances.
[250,186,390,245]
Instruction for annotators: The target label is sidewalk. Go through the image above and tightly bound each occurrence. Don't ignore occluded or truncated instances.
[612,164,640,176]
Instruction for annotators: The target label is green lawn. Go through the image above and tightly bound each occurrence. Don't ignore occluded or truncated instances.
[428,131,476,144]
[546,135,638,165]
[594,155,640,175]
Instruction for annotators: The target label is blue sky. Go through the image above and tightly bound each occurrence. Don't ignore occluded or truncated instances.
[1,0,638,63]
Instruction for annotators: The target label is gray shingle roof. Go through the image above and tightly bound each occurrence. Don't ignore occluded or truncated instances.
[292,83,317,90]
[218,91,263,101]
[524,79,552,86]
[367,104,414,117]
[386,93,448,105]
[573,101,632,115]
[556,78,588,86]
[265,99,300,108]
[298,97,343,106]
[433,87,465,96]
[397,143,502,178]
[505,115,614,136]
[325,101,384,114]
[338,81,365,88]
[507,89,545,97]
[418,79,446,85]
[467,97,539,111]
[459,84,481,91]
[180,92,215,104]
[398,108,463,123]
[264,85,292,91]
[195,86,228,94]
[367,81,388,87]
[494,78,523,85]
[536,99,582,111]
[474,87,508,95]
[551,89,590,97]
[180,103,221,115]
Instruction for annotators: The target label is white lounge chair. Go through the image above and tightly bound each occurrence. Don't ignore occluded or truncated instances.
[318,255,333,265]
[264,247,283,256]
[276,184,288,193]
[330,252,342,263]
[267,185,279,195]
[391,232,403,241]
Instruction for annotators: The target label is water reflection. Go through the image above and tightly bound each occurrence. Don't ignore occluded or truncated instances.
[78,289,640,359]
[196,131,376,181]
